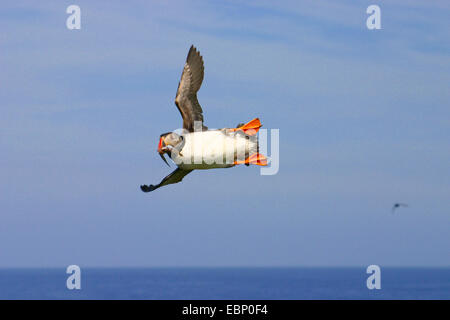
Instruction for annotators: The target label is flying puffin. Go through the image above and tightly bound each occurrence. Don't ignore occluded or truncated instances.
[392,203,408,213]
[140,45,268,192]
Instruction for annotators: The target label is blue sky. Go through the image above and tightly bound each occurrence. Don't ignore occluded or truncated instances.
[0,0,449,267]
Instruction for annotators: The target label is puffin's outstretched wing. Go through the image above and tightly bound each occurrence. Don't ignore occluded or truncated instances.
[175,45,207,132]
[140,168,193,192]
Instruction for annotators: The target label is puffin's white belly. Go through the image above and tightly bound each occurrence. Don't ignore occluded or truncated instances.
[172,130,257,170]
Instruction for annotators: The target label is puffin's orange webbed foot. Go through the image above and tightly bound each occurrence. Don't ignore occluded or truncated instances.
[229,118,262,136]
[234,153,268,166]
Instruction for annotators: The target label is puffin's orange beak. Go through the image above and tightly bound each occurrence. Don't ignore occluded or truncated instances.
[157,137,170,167]
[157,137,164,154]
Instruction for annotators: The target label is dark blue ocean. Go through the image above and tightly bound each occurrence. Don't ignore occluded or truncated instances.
[0,267,448,300]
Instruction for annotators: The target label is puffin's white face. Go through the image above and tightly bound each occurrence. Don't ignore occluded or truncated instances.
[158,132,181,152]
[165,133,182,147]
[157,132,182,166]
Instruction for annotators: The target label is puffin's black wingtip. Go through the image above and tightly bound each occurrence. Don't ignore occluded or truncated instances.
[140,185,156,193]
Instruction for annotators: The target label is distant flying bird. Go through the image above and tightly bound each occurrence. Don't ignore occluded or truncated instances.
[392,203,408,213]
[140,45,268,193]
